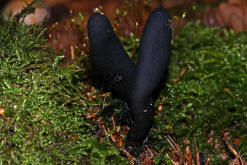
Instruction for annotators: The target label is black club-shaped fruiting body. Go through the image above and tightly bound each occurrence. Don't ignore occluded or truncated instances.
[88,13,136,103]
[127,7,172,149]
[88,7,172,156]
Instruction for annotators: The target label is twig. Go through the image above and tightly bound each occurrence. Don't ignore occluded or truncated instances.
[195,145,200,165]
[100,124,108,136]
[224,132,245,165]
[166,135,185,164]
[204,158,210,165]
[110,133,116,143]
[224,132,239,157]
[145,145,155,158]
[111,116,116,128]
[119,148,135,163]
[70,46,75,60]
[185,146,192,165]
[173,64,190,84]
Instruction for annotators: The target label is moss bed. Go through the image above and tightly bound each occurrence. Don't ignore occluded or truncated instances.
[0,15,246,164]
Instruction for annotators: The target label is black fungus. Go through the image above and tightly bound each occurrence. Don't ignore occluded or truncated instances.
[87,7,172,156]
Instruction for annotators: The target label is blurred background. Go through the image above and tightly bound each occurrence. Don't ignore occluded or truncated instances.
[1,0,247,62]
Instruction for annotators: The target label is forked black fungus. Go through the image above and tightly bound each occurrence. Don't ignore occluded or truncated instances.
[88,7,172,156]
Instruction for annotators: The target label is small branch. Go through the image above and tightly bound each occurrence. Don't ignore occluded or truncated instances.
[185,146,192,165]
[173,64,190,84]
[195,145,200,165]
[145,145,155,158]
[166,135,184,164]
[111,116,116,128]
[204,158,210,165]
[70,46,75,60]
[119,148,135,163]
[224,132,239,157]
[110,133,116,143]
[224,132,246,165]
[100,124,108,136]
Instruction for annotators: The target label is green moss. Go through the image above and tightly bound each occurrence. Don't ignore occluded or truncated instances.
[152,21,247,164]
[0,19,126,164]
